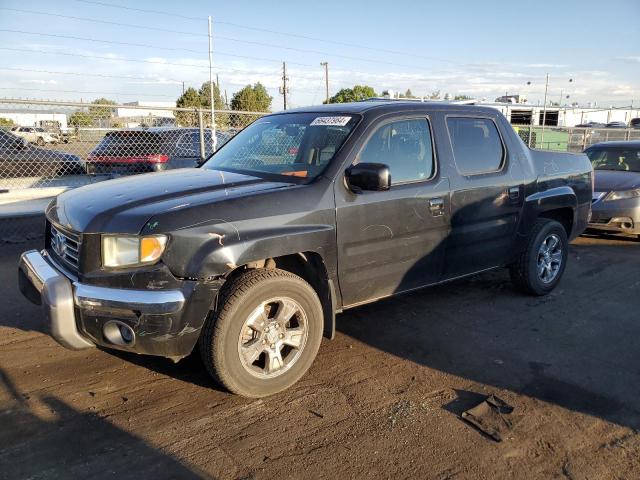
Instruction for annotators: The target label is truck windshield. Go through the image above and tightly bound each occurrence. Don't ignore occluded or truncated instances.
[586,147,640,172]
[203,113,359,180]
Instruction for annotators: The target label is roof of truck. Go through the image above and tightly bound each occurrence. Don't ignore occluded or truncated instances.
[280,100,501,116]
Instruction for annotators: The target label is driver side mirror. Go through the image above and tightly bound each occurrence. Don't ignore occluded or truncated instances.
[345,163,391,193]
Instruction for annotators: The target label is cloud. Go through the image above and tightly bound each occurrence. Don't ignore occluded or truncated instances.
[20,79,57,85]
[617,56,640,63]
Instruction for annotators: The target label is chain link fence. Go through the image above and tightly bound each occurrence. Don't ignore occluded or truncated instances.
[511,123,640,152]
[0,99,265,241]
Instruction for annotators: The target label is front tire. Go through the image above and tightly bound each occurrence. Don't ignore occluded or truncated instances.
[199,269,324,397]
[510,219,569,296]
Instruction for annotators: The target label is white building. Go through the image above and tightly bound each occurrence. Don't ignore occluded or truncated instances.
[114,101,176,127]
[0,109,68,130]
[462,102,640,127]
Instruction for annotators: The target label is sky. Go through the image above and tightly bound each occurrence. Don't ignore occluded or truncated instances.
[0,0,638,111]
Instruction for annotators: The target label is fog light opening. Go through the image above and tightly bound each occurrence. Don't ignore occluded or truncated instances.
[103,321,136,346]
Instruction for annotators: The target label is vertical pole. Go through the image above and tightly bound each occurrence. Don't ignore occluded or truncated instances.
[281,62,288,110]
[320,62,329,103]
[541,73,549,147]
[198,109,206,163]
[208,15,216,152]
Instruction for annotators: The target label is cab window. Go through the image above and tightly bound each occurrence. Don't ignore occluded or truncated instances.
[357,118,434,183]
[447,117,504,175]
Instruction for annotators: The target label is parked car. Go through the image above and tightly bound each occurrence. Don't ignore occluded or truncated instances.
[85,127,232,175]
[19,102,592,397]
[586,141,640,238]
[629,118,640,129]
[11,126,59,145]
[0,129,82,178]
[605,121,628,129]
[575,121,606,128]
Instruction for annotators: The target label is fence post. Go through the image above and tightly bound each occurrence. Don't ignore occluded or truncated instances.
[528,122,533,148]
[198,109,206,162]
[582,130,587,151]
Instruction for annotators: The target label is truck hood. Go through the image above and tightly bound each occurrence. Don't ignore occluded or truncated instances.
[47,169,293,233]
[593,170,640,192]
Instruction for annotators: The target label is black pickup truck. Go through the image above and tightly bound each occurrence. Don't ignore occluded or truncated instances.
[19,102,592,397]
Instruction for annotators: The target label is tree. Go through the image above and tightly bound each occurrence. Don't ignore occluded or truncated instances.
[199,81,226,111]
[428,90,441,100]
[325,85,377,104]
[0,118,15,127]
[229,83,272,127]
[454,94,473,101]
[175,82,226,127]
[88,98,117,119]
[68,111,93,127]
[401,88,416,99]
[230,83,272,112]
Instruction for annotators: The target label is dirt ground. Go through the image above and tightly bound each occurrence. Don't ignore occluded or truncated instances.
[1,232,639,480]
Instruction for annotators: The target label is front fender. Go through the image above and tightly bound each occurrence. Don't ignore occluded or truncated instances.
[162,217,337,281]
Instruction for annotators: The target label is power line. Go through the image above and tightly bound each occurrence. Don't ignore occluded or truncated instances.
[0,29,205,54]
[0,9,445,70]
[75,0,202,21]
[70,0,461,65]
[0,66,276,82]
[215,35,429,70]
[0,7,207,37]
[0,66,184,83]
[0,46,312,68]
[0,87,180,98]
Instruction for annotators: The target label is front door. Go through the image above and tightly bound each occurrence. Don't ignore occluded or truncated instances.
[335,115,451,307]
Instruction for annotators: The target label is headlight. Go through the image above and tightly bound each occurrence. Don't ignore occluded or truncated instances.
[605,189,640,201]
[102,235,167,268]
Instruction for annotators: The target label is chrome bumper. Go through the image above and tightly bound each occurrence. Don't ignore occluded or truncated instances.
[18,250,185,351]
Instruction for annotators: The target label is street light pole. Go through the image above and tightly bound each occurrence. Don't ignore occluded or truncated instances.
[541,73,549,146]
[207,15,216,152]
[320,62,329,104]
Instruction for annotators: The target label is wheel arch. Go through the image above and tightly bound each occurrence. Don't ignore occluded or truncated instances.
[220,251,337,340]
[525,186,578,239]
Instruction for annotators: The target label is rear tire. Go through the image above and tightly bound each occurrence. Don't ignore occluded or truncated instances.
[199,268,323,398]
[510,219,568,296]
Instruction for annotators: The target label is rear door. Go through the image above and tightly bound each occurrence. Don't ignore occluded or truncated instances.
[335,114,451,307]
[442,114,525,278]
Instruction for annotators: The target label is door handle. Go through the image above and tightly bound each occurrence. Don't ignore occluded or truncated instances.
[508,186,520,200]
[429,197,445,217]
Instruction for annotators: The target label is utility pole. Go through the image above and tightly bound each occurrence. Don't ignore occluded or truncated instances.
[541,73,549,146]
[182,81,185,95]
[279,62,289,110]
[207,15,216,151]
[320,61,329,103]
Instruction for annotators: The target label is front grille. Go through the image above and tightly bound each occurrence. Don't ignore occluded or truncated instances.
[589,218,611,225]
[49,223,81,273]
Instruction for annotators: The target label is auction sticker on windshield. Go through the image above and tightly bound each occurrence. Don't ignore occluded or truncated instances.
[310,116,352,126]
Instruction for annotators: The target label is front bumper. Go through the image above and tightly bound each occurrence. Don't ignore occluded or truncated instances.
[588,197,640,235]
[18,250,213,358]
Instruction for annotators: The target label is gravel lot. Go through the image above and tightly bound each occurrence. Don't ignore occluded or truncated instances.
[1,230,639,480]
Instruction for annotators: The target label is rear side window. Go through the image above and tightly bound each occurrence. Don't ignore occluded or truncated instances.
[447,117,504,175]
[357,118,434,184]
